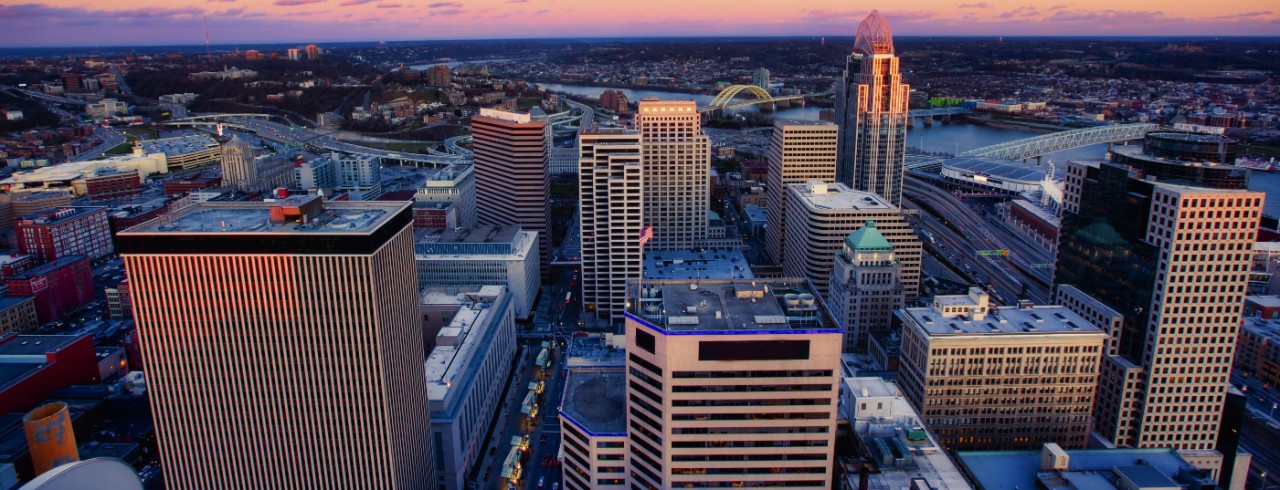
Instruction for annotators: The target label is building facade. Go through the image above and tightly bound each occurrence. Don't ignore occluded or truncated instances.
[781,181,920,298]
[5,255,94,324]
[1055,133,1261,450]
[426,286,516,490]
[635,100,710,250]
[414,226,540,320]
[15,207,114,262]
[334,153,382,201]
[835,11,910,206]
[828,221,905,352]
[219,137,295,194]
[897,288,1106,451]
[624,278,843,489]
[472,108,550,276]
[117,197,436,489]
[578,129,644,322]
[764,121,838,265]
[416,164,476,228]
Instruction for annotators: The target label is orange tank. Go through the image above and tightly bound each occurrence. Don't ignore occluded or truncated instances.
[23,402,79,475]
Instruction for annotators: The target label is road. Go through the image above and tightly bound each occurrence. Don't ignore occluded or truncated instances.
[902,175,1051,304]
[215,116,469,167]
[71,126,127,162]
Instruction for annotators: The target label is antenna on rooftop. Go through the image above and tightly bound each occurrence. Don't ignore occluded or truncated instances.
[203,15,211,63]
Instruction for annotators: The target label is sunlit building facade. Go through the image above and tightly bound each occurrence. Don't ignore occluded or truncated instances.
[835,11,910,206]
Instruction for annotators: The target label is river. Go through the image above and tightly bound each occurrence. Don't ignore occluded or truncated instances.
[538,82,1280,214]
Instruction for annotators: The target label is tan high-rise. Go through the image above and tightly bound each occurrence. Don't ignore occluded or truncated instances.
[473,108,551,276]
[579,129,644,322]
[118,197,435,490]
[897,288,1106,451]
[782,181,920,298]
[765,121,838,265]
[624,278,842,490]
[635,100,709,250]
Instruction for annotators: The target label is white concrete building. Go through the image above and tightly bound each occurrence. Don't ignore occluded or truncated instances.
[765,121,838,265]
[841,377,970,490]
[578,128,644,322]
[424,285,516,490]
[828,221,905,352]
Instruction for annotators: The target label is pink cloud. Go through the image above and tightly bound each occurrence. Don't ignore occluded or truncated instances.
[273,0,324,6]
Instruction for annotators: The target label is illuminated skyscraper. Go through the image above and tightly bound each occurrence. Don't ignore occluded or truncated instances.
[118,198,435,489]
[835,11,910,206]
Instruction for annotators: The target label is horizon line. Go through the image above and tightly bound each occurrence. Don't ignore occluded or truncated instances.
[4,34,1280,50]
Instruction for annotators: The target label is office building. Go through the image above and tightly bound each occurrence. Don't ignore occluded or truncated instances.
[294,154,336,192]
[472,108,550,276]
[835,11,910,206]
[635,100,710,250]
[414,226,540,320]
[578,129,644,322]
[15,207,113,262]
[117,197,435,489]
[840,377,969,490]
[0,297,38,335]
[782,181,920,298]
[624,278,842,489]
[416,164,476,228]
[896,288,1106,451]
[7,191,73,218]
[1237,316,1280,391]
[560,367,627,490]
[105,279,132,320]
[411,201,457,229]
[333,153,382,200]
[828,221,905,352]
[85,99,127,119]
[0,333,99,415]
[139,134,220,171]
[219,137,294,194]
[1055,132,1261,450]
[550,146,579,176]
[765,121,838,265]
[957,444,1223,490]
[305,44,320,60]
[425,286,516,490]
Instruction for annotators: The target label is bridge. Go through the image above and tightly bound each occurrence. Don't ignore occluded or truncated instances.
[959,123,1159,161]
[908,107,969,118]
[698,85,828,113]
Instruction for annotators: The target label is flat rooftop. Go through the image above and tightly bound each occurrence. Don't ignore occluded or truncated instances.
[627,279,838,333]
[560,368,626,436]
[788,181,896,212]
[416,225,520,245]
[424,286,507,405]
[957,447,1207,490]
[943,156,1061,184]
[902,303,1103,336]
[139,133,218,156]
[644,249,753,281]
[566,335,626,368]
[121,200,407,235]
[1243,316,1280,343]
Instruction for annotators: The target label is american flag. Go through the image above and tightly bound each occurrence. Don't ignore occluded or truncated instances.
[639,226,653,247]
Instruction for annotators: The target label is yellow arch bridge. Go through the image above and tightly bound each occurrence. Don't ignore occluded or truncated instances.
[699,85,827,113]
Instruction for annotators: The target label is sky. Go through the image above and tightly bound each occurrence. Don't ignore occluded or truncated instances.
[0,0,1277,47]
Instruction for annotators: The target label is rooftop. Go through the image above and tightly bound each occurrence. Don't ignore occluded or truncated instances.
[0,154,162,185]
[943,157,1062,184]
[417,225,519,246]
[901,287,1104,336]
[789,181,896,213]
[644,248,753,281]
[560,368,627,436]
[626,278,839,333]
[18,206,105,223]
[844,221,894,252]
[424,286,508,406]
[566,334,626,368]
[957,446,1213,490]
[121,199,407,235]
[139,133,219,156]
[414,225,535,259]
[841,377,969,490]
[11,255,86,279]
[0,334,86,389]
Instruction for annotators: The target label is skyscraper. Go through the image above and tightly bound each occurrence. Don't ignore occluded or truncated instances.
[578,128,644,322]
[835,11,910,206]
[472,108,551,276]
[118,197,435,489]
[624,278,842,489]
[1055,132,1262,450]
[827,221,905,352]
[635,100,710,250]
[764,121,838,265]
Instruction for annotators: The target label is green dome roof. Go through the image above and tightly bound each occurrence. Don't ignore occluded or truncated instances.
[845,221,894,252]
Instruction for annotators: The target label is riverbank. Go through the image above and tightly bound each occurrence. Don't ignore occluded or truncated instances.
[957,114,1077,134]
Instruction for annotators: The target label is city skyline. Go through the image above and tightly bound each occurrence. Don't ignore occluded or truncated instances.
[0,1,1278,47]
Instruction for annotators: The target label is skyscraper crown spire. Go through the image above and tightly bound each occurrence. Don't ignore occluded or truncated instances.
[853,10,895,56]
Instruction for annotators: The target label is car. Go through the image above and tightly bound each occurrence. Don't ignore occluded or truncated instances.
[538,477,545,488]
[552,484,558,490]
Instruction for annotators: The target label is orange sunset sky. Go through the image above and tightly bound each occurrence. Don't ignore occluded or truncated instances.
[1,0,1277,47]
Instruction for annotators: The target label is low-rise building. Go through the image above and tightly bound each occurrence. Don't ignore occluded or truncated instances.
[5,255,95,324]
[896,288,1106,451]
[1237,316,1280,389]
[415,226,539,320]
[85,99,127,119]
[0,297,39,335]
[139,134,220,171]
[840,377,970,490]
[957,444,1226,490]
[0,154,168,197]
[416,164,476,228]
[423,285,516,490]
[0,333,100,415]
